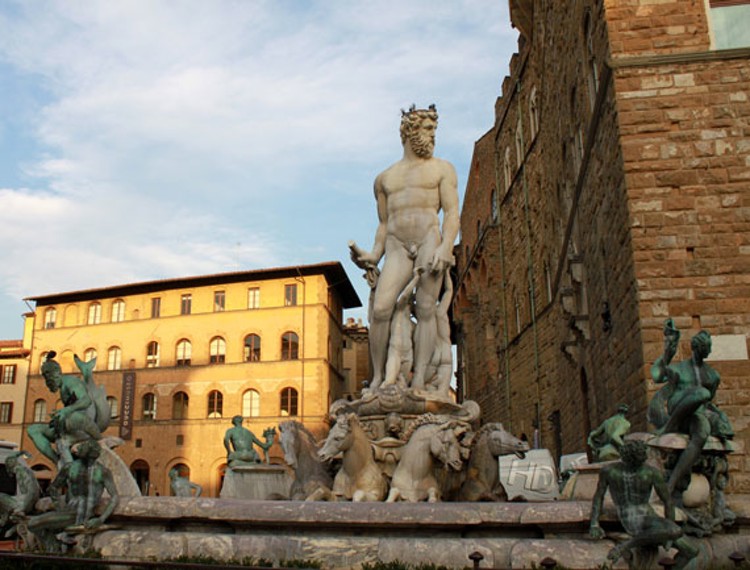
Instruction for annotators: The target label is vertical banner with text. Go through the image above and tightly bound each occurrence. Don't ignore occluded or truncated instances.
[120,371,136,440]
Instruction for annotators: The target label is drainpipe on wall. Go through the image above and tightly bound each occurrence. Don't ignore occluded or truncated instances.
[493,131,513,433]
[516,78,543,446]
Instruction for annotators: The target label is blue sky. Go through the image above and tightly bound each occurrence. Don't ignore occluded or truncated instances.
[0,1,517,339]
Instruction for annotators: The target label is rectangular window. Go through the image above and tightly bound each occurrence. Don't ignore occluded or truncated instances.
[176,434,184,446]
[247,287,260,309]
[151,297,161,318]
[710,2,750,49]
[1,365,16,384]
[44,309,56,329]
[180,294,192,315]
[214,290,225,312]
[284,284,298,306]
[135,438,142,448]
[0,402,12,424]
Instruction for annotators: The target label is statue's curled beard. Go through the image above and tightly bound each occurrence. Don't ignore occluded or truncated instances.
[409,133,434,158]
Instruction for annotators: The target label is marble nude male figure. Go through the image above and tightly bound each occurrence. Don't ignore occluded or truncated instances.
[350,105,459,393]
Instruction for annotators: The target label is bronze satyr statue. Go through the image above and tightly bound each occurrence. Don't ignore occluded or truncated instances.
[649,319,733,494]
[588,403,631,462]
[590,440,697,569]
[0,451,40,529]
[28,352,108,467]
[169,468,202,498]
[27,440,119,550]
[223,415,275,467]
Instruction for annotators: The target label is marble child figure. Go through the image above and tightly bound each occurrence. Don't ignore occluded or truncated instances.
[350,105,459,397]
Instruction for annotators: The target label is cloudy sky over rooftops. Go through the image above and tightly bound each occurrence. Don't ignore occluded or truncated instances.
[0,0,516,338]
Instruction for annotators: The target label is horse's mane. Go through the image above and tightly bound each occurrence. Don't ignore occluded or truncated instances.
[280,420,319,449]
[402,413,453,441]
[476,422,506,438]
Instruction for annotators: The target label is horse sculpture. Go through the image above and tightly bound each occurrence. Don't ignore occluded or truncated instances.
[318,413,387,502]
[278,421,335,501]
[458,422,529,501]
[386,415,468,503]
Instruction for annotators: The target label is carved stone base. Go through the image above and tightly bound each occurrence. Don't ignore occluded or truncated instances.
[219,465,292,500]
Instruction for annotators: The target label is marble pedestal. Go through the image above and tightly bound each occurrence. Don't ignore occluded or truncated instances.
[220,464,292,500]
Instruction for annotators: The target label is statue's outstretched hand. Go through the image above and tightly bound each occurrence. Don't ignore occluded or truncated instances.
[349,241,378,270]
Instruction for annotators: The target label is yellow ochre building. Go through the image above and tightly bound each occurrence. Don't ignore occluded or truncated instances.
[20,261,361,497]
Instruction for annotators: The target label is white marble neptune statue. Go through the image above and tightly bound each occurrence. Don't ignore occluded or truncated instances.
[350,105,459,399]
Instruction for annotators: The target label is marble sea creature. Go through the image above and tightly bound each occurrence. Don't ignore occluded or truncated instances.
[279,420,335,501]
[386,415,467,503]
[458,422,529,501]
[318,413,387,502]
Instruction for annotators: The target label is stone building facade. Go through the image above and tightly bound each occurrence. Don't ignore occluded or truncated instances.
[342,317,370,399]
[21,262,360,496]
[0,328,31,445]
[454,0,750,491]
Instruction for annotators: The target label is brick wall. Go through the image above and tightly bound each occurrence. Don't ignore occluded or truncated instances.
[455,0,749,491]
[613,54,750,490]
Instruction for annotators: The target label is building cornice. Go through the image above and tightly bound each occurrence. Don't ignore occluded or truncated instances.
[609,47,750,69]
[25,261,362,309]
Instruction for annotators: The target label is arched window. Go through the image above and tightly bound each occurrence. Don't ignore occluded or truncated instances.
[209,337,226,364]
[83,347,97,363]
[130,459,150,495]
[176,339,192,366]
[146,341,160,368]
[584,11,598,110]
[44,307,57,329]
[491,188,499,223]
[63,304,78,327]
[544,262,553,303]
[172,391,189,419]
[244,334,261,362]
[280,332,299,360]
[87,302,101,325]
[107,346,122,371]
[207,390,223,418]
[515,117,524,166]
[142,392,157,420]
[514,293,522,335]
[217,464,227,497]
[107,396,118,418]
[280,387,298,416]
[33,399,47,423]
[242,389,260,417]
[503,148,511,190]
[529,87,539,140]
[111,299,126,323]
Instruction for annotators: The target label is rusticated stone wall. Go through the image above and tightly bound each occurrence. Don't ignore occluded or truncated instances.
[454,0,750,491]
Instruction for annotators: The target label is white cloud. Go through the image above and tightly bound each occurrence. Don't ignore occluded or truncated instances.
[0,0,516,337]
